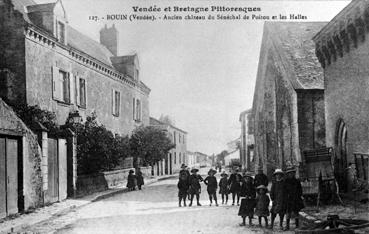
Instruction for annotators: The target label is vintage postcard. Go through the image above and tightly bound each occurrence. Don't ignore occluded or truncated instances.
[0,0,368,233]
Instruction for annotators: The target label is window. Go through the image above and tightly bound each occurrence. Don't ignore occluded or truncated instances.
[133,98,142,121]
[179,153,182,164]
[57,21,65,44]
[174,132,176,144]
[112,90,120,117]
[52,67,71,103]
[179,134,181,144]
[77,78,86,108]
[174,152,176,164]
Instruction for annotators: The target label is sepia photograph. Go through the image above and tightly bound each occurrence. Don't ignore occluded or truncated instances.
[0,0,368,233]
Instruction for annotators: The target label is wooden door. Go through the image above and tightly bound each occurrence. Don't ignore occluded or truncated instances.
[0,137,19,218]
[0,138,6,218]
[6,139,18,215]
[47,138,59,203]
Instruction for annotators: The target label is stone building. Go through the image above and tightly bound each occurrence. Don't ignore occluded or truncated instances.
[252,22,326,178]
[0,0,150,136]
[239,109,255,171]
[313,0,369,193]
[150,117,187,175]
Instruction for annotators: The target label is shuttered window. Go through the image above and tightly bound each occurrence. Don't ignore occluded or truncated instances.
[52,66,71,104]
[79,78,86,108]
[112,90,120,117]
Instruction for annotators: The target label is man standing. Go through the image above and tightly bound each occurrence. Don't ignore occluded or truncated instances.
[254,167,268,188]
[284,166,304,231]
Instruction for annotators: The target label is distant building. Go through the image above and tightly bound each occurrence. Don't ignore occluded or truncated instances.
[239,109,255,171]
[194,152,209,167]
[252,22,326,178]
[150,117,187,175]
[313,1,369,193]
[186,151,198,168]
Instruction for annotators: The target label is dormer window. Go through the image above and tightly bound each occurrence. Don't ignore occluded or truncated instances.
[134,68,139,81]
[57,21,66,44]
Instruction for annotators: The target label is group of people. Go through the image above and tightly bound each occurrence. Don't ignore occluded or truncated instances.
[177,164,304,231]
[126,168,145,191]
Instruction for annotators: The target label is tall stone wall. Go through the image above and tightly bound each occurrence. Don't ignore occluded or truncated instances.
[324,40,369,163]
[0,1,27,105]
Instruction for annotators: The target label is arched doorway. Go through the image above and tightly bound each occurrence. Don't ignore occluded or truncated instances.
[335,119,348,192]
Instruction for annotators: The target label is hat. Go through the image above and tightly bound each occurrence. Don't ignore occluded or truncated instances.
[191,168,199,173]
[256,185,268,192]
[273,169,284,175]
[221,170,228,176]
[244,171,253,177]
[286,166,296,174]
[181,164,187,169]
[129,169,134,174]
[208,168,217,175]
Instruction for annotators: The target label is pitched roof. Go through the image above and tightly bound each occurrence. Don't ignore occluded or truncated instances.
[265,22,326,90]
[67,26,114,66]
[11,0,114,67]
[149,117,187,134]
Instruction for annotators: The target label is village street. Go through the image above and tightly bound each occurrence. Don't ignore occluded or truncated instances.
[15,169,292,234]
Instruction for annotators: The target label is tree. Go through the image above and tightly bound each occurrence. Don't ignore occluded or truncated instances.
[130,126,175,168]
[216,150,228,165]
[74,113,130,174]
[159,114,175,125]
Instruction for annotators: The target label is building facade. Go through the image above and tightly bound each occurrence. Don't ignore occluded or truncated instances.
[0,0,150,137]
[313,1,369,193]
[252,22,326,178]
[239,109,255,171]
[150,117,187,175]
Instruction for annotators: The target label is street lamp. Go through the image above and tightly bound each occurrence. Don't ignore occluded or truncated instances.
[67,110,82,125]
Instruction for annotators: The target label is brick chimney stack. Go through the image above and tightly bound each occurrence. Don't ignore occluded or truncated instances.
[100,24,119,56]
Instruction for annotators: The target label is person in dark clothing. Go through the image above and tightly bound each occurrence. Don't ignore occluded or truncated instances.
[127,170,136,191]
[204,168,218,206]
[238,171,256,226]
[255,185,270,227]
[219,171,229,204]
[284,166,304,231]
[254,168,268,188]
[228,168,242,206]
[188,168,204,206]
[178,172,189,207]
[136,168,144,190]
[269,169,286,230]
[179,164,190,181]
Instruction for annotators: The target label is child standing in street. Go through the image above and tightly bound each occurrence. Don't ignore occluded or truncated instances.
[238,171,256,226]
[177,173,189,207]
[127,170,136,191]
[204,168,218,206]
[255,185,270,227]
[188,168,204,206]
[219,171,229,204]
[269,169,286,230]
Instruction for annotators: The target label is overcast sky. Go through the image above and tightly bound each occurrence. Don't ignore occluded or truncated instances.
[36,0,349,155]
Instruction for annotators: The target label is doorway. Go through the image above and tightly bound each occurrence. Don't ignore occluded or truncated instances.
[335,119,348,192]
[0,136,21,219]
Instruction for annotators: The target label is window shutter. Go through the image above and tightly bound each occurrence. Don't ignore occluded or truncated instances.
[112,89,115,115]
[70,73,75,104]
[133,98,136,120]
[52,66,60,100]
[75,76,80,106]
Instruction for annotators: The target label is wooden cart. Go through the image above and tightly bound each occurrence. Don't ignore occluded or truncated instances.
[300,148,343,209]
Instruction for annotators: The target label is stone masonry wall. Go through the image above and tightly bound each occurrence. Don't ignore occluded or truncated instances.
[324,39,369,162]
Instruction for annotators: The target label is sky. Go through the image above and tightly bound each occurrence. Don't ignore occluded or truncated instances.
[36,0,350,155]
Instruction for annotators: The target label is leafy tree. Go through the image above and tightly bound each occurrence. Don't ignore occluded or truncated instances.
[11,103,59,133]
[130,126,175,168]
[159,114,175,125]
[73,113,130,174]
[216,150,228,165]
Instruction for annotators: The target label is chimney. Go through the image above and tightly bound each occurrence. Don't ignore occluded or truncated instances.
[100,24,119,56]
